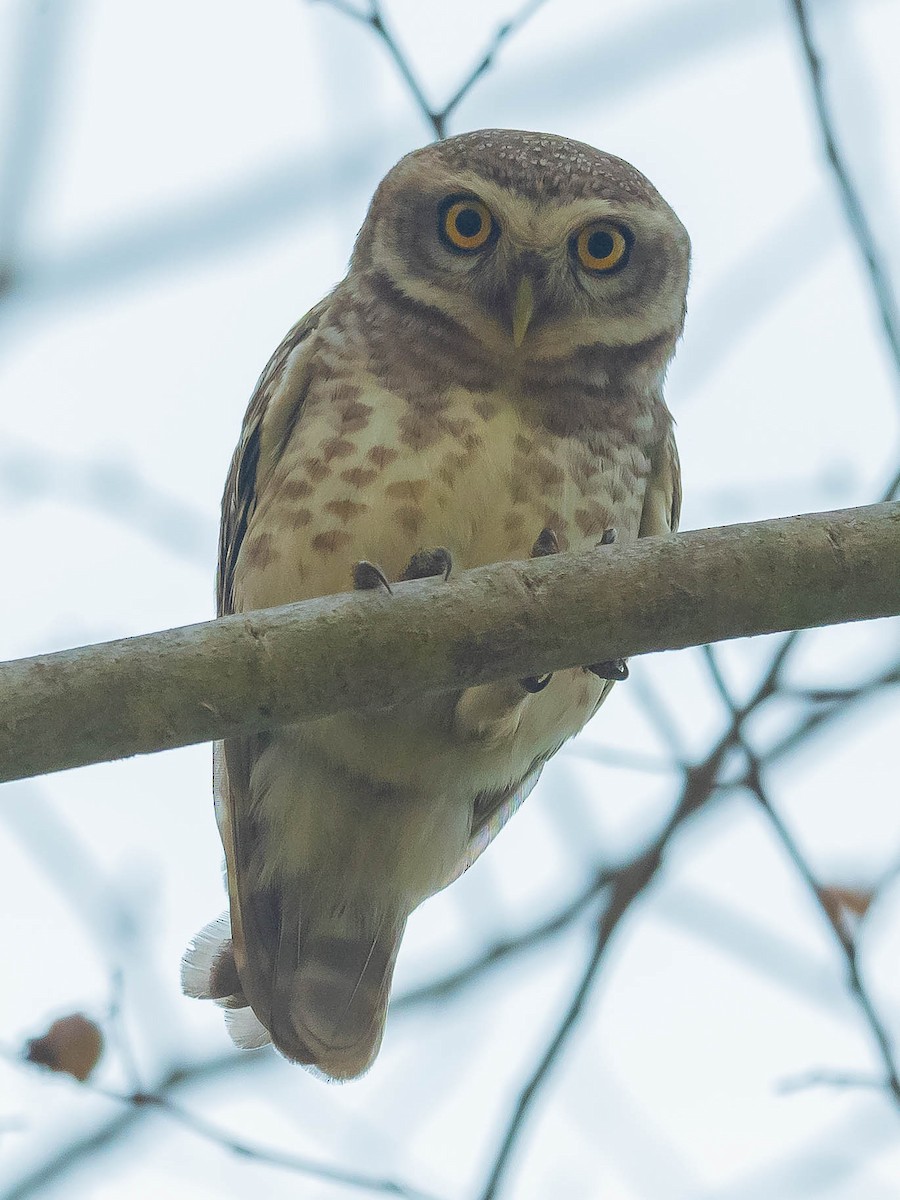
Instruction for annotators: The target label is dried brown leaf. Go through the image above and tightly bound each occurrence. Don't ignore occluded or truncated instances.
[24,1014,104,1082]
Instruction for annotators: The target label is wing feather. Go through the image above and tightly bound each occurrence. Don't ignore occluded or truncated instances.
[218,295,331,617]
[639,424,682,538]
[214,298,330,1024]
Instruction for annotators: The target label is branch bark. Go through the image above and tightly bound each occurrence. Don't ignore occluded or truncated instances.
[0,502,897,784]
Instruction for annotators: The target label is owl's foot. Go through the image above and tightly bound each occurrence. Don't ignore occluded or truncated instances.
[400,547,452,581]
[521,527,560,693]
[353,560,392,594]
[586,527,629,681]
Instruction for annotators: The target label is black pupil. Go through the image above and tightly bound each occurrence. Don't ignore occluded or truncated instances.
[587,229,615,261]
[455,207,483,238]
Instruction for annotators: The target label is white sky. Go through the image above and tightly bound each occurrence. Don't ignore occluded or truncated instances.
[1,0,899,1197]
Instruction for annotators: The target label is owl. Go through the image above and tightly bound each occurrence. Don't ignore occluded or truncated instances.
[182,129,689,1080]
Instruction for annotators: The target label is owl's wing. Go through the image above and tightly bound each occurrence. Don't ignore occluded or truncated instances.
[639,423,682,537]
[439,764,545,890]
[206,298,332,1045]
[218,295,332,618]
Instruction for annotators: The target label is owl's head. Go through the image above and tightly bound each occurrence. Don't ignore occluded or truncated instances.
[352,129,690,361]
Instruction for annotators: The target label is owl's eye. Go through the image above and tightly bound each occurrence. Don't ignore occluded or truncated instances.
[573,221,632,273]
[439,196,496,253]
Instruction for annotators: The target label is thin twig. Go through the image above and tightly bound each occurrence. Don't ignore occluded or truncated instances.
[476,733,739,1197]
[13,1060,439,1200]
[764,658,900,764]
[778,1069,891,1094]
[124,1089,441,1200]
[312,0,551,139]
[439,0,552,130]
[701,646,900,1106]
[564,742,682,775]
[745,759,900,1106]
[627,667,691,763]
[788,0,900,381]
[478,945,606,1198]
[369,2,441,138]
[393,865,615,1011]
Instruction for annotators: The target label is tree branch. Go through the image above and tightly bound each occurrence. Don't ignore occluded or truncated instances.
[0,503,897,783]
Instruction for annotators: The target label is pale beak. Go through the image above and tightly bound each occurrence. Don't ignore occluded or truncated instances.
[512,277,535,348]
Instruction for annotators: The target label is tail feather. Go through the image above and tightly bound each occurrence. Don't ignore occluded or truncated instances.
[181,913,243,1004]
[224,1005,271,1050]
[284,924,405,1078]
[182,904,406,1080]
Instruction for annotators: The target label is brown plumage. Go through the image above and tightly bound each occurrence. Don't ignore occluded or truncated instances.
[182,129,689,1080]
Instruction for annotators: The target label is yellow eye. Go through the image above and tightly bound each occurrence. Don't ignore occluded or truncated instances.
[439,197,495,253]
[573,222,631,273]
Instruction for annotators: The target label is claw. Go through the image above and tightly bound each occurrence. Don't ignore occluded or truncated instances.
[586,531,627,680]
[586,659,629,682]
[521,673,552,693]
[520,528,561,693]
[353,560,392,593]
[531,527,560,558]
[400,547,452,581]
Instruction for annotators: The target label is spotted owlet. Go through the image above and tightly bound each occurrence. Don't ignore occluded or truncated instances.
[182,129,689,1080]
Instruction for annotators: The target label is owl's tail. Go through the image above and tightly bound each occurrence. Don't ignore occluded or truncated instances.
[182,905,406,1080]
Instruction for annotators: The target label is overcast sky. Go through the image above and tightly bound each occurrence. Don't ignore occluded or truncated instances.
[1,1,899,1197]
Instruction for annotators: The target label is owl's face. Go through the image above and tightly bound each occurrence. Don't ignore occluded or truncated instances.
[353,129,690,362]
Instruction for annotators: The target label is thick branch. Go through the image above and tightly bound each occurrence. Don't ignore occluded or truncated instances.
[0,503,897,783]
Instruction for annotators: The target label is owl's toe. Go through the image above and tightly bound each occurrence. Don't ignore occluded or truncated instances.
[585,529,628,680]
[520,528,560,692]
[530,527,560,558]
[353,560,392,593]
[400,547,452,581]
[520,528,561,692]
[521,673,553,693]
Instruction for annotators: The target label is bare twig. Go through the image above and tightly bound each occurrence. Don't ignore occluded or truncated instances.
[564,742,682,775]
[312,0,550,139]
[10,1054,438,1200]
[115,1089,440,1200]
[476,732,741,1197]
[394,865,617,1012]
[701,646,900,1106]
[788,0,900,381]
[477,841,662,1200]
[480,616,899,1198]
[6,1048,437,1200]
[0,0,72,297]
[439,0,551,131]
[745,759,900,1106]
[778,1069,890,1094]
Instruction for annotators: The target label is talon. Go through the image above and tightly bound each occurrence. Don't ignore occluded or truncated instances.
[586,659,629,682]
[401,547,452,581]
[521,673,552,693]
[598,527,617,546]
[522,531,560,691]
[353,560,392,593]
[531,527,560,558]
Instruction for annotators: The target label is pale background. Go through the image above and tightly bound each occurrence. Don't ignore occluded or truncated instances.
[1,0,899,1197]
